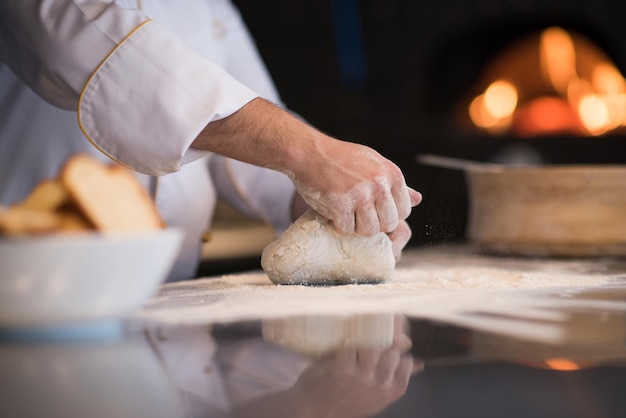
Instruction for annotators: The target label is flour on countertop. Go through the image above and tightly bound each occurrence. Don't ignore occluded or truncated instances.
[135,246,626,341]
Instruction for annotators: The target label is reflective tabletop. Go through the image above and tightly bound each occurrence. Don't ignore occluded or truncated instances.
[4,245,626,418]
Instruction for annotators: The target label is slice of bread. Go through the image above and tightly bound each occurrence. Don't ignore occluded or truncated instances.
[0,206,62,234]
[15,179,70,212]
[61,155,163,233]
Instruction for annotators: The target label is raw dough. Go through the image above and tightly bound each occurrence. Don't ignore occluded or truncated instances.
[261,209,395,285]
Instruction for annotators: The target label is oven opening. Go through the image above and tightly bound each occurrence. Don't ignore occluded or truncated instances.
[410,19,626,246]
[461,26,626,140]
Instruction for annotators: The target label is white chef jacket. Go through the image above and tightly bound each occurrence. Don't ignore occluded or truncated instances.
[0,0,296,281]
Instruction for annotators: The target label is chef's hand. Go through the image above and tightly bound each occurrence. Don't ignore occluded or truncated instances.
[290,138,422,236]
[292,194,413,261]
[389,220,412,261]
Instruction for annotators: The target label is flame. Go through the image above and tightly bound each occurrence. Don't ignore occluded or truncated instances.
[468,26,626,137]
[469,80,517,131]
[587,63,626,130]
[484,80,518,119]
[592,62,626,95]
[513,96,583,136]
[544,358,581,371]
[540,27,577,94]
[578,94,611,135]
[469,94,495,128]
[566,78,594,105]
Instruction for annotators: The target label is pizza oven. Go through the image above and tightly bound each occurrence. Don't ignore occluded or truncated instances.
[343,0,626,246]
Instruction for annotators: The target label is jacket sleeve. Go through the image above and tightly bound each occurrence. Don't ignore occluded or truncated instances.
[0,0,259,175]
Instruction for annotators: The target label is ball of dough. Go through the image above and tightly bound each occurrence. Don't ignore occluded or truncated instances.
[261,209,395,285]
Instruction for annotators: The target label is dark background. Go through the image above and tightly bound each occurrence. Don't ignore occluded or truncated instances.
[232,0,626,247]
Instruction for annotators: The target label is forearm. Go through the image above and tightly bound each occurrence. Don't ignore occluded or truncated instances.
[192,98,318,176]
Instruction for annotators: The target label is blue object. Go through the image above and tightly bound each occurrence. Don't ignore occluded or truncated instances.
[330,0,368,88]
[0,320,123,343]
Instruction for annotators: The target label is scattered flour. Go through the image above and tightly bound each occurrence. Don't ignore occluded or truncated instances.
[136,246,626,341]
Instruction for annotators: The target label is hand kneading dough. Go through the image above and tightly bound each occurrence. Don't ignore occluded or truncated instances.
[261,209,395,285]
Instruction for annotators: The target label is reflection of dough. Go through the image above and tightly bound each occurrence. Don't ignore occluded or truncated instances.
[261,209,395,285]
[262,314,395,357]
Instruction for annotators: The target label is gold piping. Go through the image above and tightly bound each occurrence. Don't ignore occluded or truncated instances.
[76,19,152,168]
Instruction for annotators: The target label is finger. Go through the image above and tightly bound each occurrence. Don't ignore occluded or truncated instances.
[412,358,425,375]
[375,348,401,387]
[356,349,381,381]
[372,176,399,233]
[393,355,416,395]
[392,315,413,353]
[387,220,412,261]
[355,203,380,236]
[391,182,412,221]
[409,188,422,207]
[330,348,358,376]
[332,209,356,235]
[375,188,399,233]
[394,332,412,353]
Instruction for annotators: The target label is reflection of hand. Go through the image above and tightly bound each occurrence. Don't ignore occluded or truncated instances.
[234,315,420,418]
[294,345,415,418]
[290,315,418,418]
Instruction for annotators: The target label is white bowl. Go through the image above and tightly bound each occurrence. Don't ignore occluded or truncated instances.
[0,228,184,329]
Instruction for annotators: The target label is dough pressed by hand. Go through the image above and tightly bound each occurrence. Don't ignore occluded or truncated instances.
[261,209,395,285]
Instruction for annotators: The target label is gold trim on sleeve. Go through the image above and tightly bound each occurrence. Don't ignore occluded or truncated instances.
[76,19,153,168]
